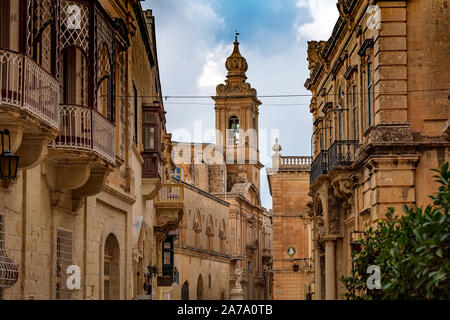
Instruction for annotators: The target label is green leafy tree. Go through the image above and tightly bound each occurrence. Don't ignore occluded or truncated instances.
[342,162,450,300]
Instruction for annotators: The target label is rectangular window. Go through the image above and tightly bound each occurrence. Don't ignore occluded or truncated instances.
[0,214,4,250]
[328,120,332,147]
[352,86,357,140]
[162,236,174,278]
[133,83,138,145]
[0,1,10,48]
[172,167,181,180]
[367,63,373,127]
[144,127,155,150]
[56,228,73,300]
[163,252,171,265]
[144,113,156,124]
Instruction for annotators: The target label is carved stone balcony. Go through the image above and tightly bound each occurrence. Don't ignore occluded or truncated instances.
[280,156,312,170]
[154,184,184,242]
[46,105,116,210]
[0,49,60,169]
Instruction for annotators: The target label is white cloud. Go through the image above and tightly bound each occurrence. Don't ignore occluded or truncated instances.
[198,44,232,88]
[295,0,339,41]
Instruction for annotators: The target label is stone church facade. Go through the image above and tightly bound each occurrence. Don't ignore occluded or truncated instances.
[0,0,183,300]
[171,36,273,300]
[305,0,450,300]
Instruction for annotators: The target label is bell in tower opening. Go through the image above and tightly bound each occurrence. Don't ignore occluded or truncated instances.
[228,116,240,146]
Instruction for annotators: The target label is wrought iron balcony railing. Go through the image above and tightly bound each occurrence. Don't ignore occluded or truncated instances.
[310,140,359,185]
[51,105,115,164]
[0,49,59,129]
[327,140,359,172]
[310,150,328,185]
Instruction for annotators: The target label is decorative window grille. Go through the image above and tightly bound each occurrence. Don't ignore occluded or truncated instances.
[96,13,115,123]
[56,228,73,300]
[0,214,19,292]
[33,0,53,73]
[60,1,90,54]
[104,240,112,300]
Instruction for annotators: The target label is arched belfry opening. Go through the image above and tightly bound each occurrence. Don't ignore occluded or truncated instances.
[228,116,240,145]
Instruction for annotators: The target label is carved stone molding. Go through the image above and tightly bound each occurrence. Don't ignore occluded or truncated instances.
[327,188,341,235]
[364,124,414,145]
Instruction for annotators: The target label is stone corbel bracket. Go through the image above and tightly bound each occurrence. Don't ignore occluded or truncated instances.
[71,166,111,211]
[42,157,111,212]
[153,205,184,244]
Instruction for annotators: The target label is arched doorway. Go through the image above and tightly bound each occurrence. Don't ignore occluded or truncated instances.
[104,233,120,300]
[181,281,189,300]
[197,274,204,300]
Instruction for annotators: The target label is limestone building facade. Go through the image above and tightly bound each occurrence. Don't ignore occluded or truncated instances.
[266,140,314,300]
[305,0,450,300]
[0,0,182,300]
[171,36,274,300]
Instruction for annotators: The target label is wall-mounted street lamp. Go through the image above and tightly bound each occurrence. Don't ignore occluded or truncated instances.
[349,230,366,253]
[143,264,158,296]
[0,129,19,186]
[292,258,312,272]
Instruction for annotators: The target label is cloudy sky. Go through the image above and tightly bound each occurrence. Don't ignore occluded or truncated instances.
[141,0,339,209]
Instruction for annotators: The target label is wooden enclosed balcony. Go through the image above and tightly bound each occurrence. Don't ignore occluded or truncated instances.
[154,184,185,241]
[0,49,59,130]
[49,105,115,165]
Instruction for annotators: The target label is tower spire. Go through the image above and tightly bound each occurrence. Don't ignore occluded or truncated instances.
[225,31,247,79]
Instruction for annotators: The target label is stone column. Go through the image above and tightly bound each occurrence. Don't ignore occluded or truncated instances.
[314,245,322,300]
[325,239,336,300]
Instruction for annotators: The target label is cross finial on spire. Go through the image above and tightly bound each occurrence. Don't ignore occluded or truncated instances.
[235,30,239,41]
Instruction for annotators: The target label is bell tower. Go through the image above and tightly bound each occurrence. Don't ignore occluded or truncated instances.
[212,33,263,192]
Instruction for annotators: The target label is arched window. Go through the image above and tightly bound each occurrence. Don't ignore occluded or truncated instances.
[96,43,113,122]
[337,86,343,140]
[104,234,120,300]
[228,116,240,145]
[60,47,88,106]
[352,85,358,140]
[367,62,373,127]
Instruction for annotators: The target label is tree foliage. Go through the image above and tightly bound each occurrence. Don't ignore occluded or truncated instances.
[342,162,450,300]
